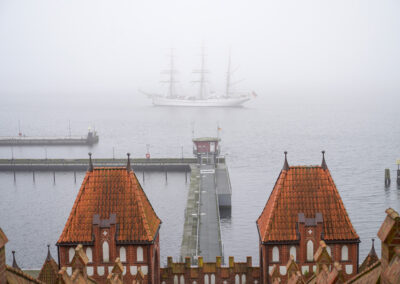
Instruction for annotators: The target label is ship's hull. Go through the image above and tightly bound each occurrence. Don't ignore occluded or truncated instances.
[152,96,251,107]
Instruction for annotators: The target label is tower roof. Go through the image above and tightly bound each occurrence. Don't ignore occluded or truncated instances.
[57,167,161,244]
[256,164,359,243]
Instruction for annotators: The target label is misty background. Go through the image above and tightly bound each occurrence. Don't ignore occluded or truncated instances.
[1,0,400,108]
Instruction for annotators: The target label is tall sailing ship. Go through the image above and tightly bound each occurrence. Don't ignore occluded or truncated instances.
[144,47,256,107]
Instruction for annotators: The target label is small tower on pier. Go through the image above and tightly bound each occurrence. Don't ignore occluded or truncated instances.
[192,137,220,164]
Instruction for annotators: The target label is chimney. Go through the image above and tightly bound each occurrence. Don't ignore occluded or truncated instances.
[12,251,21,270]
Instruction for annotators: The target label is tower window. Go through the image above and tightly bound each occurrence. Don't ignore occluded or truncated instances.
[307,240,314,261]
[137,246,144,262]
[342,245,349,261]
[272,246,279,262]
[102,241,109,262]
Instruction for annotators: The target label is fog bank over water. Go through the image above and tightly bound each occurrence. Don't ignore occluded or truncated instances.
[1,0,400,106]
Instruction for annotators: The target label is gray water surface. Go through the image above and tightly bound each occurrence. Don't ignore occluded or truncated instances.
[0,100,399,268]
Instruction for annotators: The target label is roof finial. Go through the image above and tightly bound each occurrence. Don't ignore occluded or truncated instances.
[321,150,328,170]
[12,250,21,270]
[46,244,52,261]
[283,151,289,171]
[127,153,131,171]
[88,152,93,172]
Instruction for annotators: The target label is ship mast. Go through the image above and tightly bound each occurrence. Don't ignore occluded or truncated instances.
[226,50,232,97]
[161,48,177,98]
[193,45,208,100]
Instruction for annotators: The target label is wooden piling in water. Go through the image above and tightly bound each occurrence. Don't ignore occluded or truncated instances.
[53,171,56,184]
[142,171,145,183]
[74,171,76,183]
[385,168,391,187]
[32,171,35,182]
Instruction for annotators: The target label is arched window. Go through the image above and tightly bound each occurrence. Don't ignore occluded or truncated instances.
[68,247,75,263]
[119,247,126,262]
[290,246,297,261]
[242,274,246,284]
[342,245,349,261]
[326,246,332,257]
[272,246,279,262]
[174,275,178,284]
[86,247,93,263]
[102,241,109,262]
[235,274,240,284]
[137,246,144,262]
[180,275,185,284]
[193,282,197,284]
[211,274,215,284]
[204,274,209,284]
[307,240,314,261]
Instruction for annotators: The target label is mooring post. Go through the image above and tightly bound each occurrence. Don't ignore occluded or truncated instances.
[32,171,35,183]
[74,171,76,183]
[397,163,400,186]
[165,167,168,183]
[143,171,145,184]
[385,168,391,187]
[53,171,56,184]
[185,170,187,183]
[13,171,16,183]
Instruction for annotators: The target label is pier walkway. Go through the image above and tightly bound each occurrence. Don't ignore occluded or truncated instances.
[0,158,199,172]
[198,164,223,262]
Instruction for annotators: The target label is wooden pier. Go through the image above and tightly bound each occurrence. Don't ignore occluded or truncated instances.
[0,158,201,172]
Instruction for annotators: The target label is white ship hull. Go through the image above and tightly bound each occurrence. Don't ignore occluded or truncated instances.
[152,96,251,107]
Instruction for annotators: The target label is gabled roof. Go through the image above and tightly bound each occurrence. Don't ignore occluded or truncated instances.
[57,167,161,244]
[257,159,359,243]
[38,246,59,284]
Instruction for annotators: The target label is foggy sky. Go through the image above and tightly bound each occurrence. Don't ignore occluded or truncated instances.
[1,0,400,106]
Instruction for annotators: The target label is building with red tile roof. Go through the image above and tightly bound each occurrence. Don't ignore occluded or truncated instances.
[257,152,360,283]
[57,154,161,284]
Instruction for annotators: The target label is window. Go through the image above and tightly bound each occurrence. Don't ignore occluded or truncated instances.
[120,247,126,262]
[102,241,109,262]
[86,247,93,263]
[272,246,279,262]
[211,274,215,284]
[137,246,143,262]
[326,246,331,257]
[68,247,74,263]
[204,274,209,284]
[180,275,185,284]
[174,275,178,284]
[241,274,246,284]
[307,240,314,261]
[235,274,240,284]
[342,245,349,261]
[290,246,297,261]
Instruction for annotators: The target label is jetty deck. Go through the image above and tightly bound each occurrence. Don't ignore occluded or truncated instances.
[198,164,223,262]
[0,158,200,172]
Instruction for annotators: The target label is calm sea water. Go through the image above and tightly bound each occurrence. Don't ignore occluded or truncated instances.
[0,98,399,269]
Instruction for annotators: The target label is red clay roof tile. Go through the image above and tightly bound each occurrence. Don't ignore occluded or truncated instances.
[257,166,358,243]
[57,167,161,244]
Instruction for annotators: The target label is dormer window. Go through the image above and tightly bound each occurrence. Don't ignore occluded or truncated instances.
[290,246,297,261]
[86,247,93,263]
[68,247,74,263]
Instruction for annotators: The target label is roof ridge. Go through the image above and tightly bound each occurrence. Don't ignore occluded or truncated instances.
[6,265,45,284]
